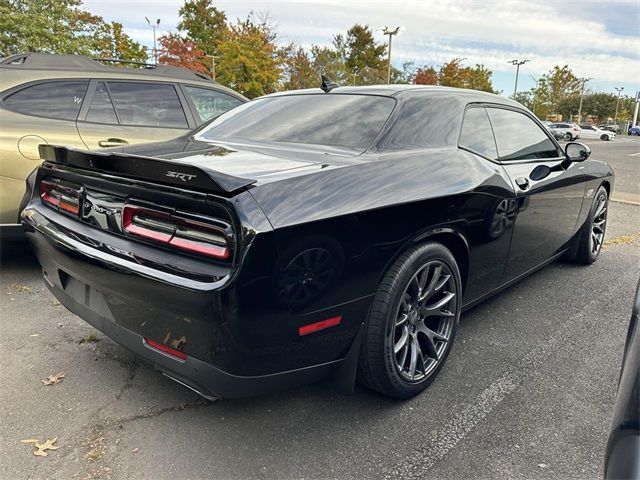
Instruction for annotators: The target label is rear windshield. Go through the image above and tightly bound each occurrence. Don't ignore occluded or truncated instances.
[198,94,396,151]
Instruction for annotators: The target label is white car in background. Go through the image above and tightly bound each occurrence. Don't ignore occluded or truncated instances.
[579,124,616,141]
[548,122,582,141]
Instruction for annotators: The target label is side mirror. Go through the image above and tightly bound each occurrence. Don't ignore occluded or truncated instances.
[565,142,591,162]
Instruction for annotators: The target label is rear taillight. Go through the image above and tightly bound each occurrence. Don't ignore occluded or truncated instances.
[40,179,81,215]
[122,204,230,259]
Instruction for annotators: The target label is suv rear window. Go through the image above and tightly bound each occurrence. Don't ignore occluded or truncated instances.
[184,86,243,123]
[199,94,396,150]
[4,80,89,120]
[107,82,188,128]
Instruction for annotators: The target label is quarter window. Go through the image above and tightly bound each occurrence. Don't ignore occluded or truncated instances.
[106,82,188,128]
[459,107,497,159]
[486,108,561,161]
[85,82,118,124]
[4,80,89,120]
[184,86,243,123]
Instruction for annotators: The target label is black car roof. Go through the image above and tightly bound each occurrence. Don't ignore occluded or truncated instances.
[265,84,522,108]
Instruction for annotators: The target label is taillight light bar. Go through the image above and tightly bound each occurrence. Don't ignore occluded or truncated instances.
[40,179,81,215]
[122,204,230,260]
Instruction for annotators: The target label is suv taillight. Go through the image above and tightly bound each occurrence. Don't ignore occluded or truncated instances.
[40,179,81,215]
[122,204,230,259]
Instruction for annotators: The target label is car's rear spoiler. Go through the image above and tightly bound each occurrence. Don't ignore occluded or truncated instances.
[39,145,256,194]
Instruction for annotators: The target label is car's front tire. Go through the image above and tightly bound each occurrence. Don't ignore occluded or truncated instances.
[357,242,461,398]
[601,134,609,141]
[564,132,572,141]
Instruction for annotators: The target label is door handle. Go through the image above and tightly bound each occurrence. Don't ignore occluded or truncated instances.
[515,177,529,190]
[98,138,129,148]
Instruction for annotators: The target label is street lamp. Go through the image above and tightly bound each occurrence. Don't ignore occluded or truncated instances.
[614,87,624,123]
[382,26,401,85]
[205,54,219,81]
[145,17,160,64]
[509,59,529,97]
[577,77,592,124]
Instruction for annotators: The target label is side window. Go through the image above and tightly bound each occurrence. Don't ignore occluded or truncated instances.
[106,82,188,128]
[85,82,118,124]
[459,107,497,159]
[377,94,462,150]
[4,80,88,120]
[486,108,561,161]
[184,86,243,123]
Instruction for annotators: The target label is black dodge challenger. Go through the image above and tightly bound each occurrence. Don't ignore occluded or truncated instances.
[21,85,614,399]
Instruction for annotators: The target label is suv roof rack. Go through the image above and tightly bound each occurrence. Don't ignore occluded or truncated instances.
[0,52,213,82]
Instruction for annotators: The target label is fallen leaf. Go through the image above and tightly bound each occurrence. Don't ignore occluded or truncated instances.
[42,372,65,385]
[8,283,32,292]
[132,447,139,453]
[30,334,40,337]
[21,437,59,456]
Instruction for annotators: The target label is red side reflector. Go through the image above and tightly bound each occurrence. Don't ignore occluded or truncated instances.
[298,316,342,336]
[144,338,187,360]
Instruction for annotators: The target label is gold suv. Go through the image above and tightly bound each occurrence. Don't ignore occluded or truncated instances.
[0,53,246,238]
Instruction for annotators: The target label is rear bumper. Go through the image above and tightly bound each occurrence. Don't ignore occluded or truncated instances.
[44,276,340,399]
[22,199,368,397]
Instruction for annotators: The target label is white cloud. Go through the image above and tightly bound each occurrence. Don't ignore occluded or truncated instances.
[84,0,640,87]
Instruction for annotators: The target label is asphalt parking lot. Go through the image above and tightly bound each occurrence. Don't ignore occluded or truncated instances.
[1,138,639,479]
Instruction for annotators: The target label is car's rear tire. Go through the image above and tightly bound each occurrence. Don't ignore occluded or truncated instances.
[571,185,609,264]
[357,242,462,398]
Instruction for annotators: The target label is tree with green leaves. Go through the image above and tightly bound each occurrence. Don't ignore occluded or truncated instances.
[177,0,227,56]
[0,0,145,61]
[556,92,635,123]
[215,14,281,98]
[310,44,348,84]
[343,24,386,85]
[281,45,317,90]
[533,65,581,115]
[91,22,148,62]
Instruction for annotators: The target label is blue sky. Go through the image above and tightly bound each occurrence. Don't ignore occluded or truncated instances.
[84,0,640,98]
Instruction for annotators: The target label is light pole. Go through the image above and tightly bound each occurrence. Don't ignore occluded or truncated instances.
[509,59,529,97]
[205,54,219,81]
[383,26,400,85]
[145,17,160,64]
[577,77,592,124]
[614,87,624,123]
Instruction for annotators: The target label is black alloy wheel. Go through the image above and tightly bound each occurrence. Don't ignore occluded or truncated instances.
[572,185,609,264]
[358,242,462,398]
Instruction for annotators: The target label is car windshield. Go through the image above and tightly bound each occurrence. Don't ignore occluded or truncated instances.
[197,94,396,151]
